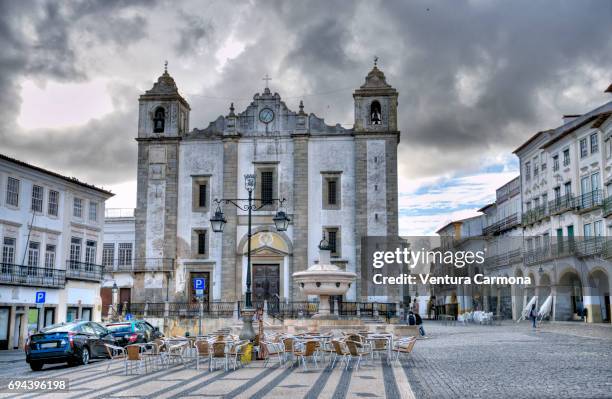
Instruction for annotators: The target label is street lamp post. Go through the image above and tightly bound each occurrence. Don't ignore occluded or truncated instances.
[210,174,290,340]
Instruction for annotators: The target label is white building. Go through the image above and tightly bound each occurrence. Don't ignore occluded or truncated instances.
[101,208,135,317]
[439,88,612,323]
[0,154,113,349]
[132,62,400,304]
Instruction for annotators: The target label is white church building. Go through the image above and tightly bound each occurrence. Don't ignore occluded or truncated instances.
[126,62,400,305]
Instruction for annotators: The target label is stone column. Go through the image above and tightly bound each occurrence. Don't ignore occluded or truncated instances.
[292,135,309,300]
[222,137,239,300]
[354,137,368,301]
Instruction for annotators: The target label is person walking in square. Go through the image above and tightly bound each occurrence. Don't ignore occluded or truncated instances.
[529,303,537,329]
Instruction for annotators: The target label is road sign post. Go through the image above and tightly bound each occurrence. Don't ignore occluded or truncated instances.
[193,278,206,336]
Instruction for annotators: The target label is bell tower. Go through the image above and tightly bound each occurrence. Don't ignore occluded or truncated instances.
[353,57,398,132]
[353,58,400,301]
[134,63,190,302]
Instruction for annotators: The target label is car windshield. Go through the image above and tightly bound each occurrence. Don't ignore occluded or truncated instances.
[106,323,132,333]
[41,323,79,333]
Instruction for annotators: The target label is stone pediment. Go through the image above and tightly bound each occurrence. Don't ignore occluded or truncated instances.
[189,87,352,138]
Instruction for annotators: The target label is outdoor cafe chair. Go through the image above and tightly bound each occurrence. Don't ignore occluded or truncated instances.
[330,340,350,369]
[228,341,250,370]
[167,342,188,367]
[104,343,126,372]
[125,344,150,375]
[294,340,319,370]
[210,341,228,371]
[346,340,372,370]
[392,337,417,365]
[316,339,336,363]
[143,339,167,369]
[261,341,285,367]
[195,340,211,370]
[282,337,297,365]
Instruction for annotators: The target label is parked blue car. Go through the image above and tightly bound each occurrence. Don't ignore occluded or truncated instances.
[25,321,116,371]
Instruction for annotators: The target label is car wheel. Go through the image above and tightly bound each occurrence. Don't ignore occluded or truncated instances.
[29,361,43,371]
[79,347,90,365]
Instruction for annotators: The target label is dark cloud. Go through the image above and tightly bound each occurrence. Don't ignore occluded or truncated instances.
[0,0,154,184]
[0,0,611,190]
[175,11,214,54]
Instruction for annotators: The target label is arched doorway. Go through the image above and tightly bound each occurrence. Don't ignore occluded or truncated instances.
[238,229,292,308]
[557,269,583,321]
[587,269,610,323]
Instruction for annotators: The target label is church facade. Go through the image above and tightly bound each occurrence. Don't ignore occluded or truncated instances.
[133,63,399,304]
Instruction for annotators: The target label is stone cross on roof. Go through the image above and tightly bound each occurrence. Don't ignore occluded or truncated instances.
[262,74,272,89]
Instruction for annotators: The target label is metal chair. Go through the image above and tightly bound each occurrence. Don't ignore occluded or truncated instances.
[195,340,211,370]
[261,341,285,367]
[210,341,228,371]
[392,337,417,365]
[294,340,318,370]
[330,340,350,369]
[104,343,126,372]
[345,340,371,370]
[125,344,149,375]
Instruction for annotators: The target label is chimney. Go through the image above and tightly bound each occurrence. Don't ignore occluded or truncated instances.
[563,114,581,125]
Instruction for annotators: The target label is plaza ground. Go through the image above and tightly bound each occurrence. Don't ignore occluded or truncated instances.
[0,322,610,399]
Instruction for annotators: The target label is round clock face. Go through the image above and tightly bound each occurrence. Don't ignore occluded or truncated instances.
[259,108,274,123]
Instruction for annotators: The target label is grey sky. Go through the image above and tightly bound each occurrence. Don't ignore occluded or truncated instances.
[1,0,611,232]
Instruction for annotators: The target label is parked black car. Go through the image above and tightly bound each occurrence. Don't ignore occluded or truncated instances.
[25,321,116,371]
[105,320,163,346]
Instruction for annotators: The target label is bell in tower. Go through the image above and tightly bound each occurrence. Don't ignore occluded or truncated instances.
[353,57,398,133]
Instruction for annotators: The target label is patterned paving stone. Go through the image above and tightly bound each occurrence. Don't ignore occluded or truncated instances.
[0,322,609,399]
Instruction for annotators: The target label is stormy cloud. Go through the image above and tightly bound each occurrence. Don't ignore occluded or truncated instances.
[1,0,611,217]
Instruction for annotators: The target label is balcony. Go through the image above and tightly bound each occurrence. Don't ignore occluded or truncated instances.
[575,189,603,213]
[575,237,605,257]
[548,194,576,215]
[482,213,520,235]
[104,258,175,273]
[485,248,523,269]
[603,196,612,217]
[524,246,551,265]
[522,205,549,226]
[66,260,104,282]
[0,264,66,288]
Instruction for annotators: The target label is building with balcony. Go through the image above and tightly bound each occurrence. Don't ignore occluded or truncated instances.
[0,154,112,349]
[437,88,612,324]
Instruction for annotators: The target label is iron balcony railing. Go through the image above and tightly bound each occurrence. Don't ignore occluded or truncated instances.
[0,263,66,288]
[66,260,104,281]
[603,196,612,217]
[483,213,520,235]
[524,246,551,265]
[548,194,576,215]
[575,189,603,212]
[485,248,523,269]
[522,205,549,226]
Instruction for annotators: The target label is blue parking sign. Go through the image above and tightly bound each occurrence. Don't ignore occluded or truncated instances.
[35,291,45,304]
[193,278,206,291]
[126,313,133,321]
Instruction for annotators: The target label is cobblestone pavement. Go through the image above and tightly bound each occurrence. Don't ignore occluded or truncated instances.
[0,322,609,398]
[406,321,612,399]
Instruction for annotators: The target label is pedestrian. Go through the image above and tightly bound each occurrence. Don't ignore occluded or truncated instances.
[413,298,419,316]
[415,312,426,336]
[407,310,416,326]
[529,303,537,329]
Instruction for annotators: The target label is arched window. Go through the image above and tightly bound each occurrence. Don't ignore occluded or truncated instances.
[153,107,165,133]
[370,101,382,125]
